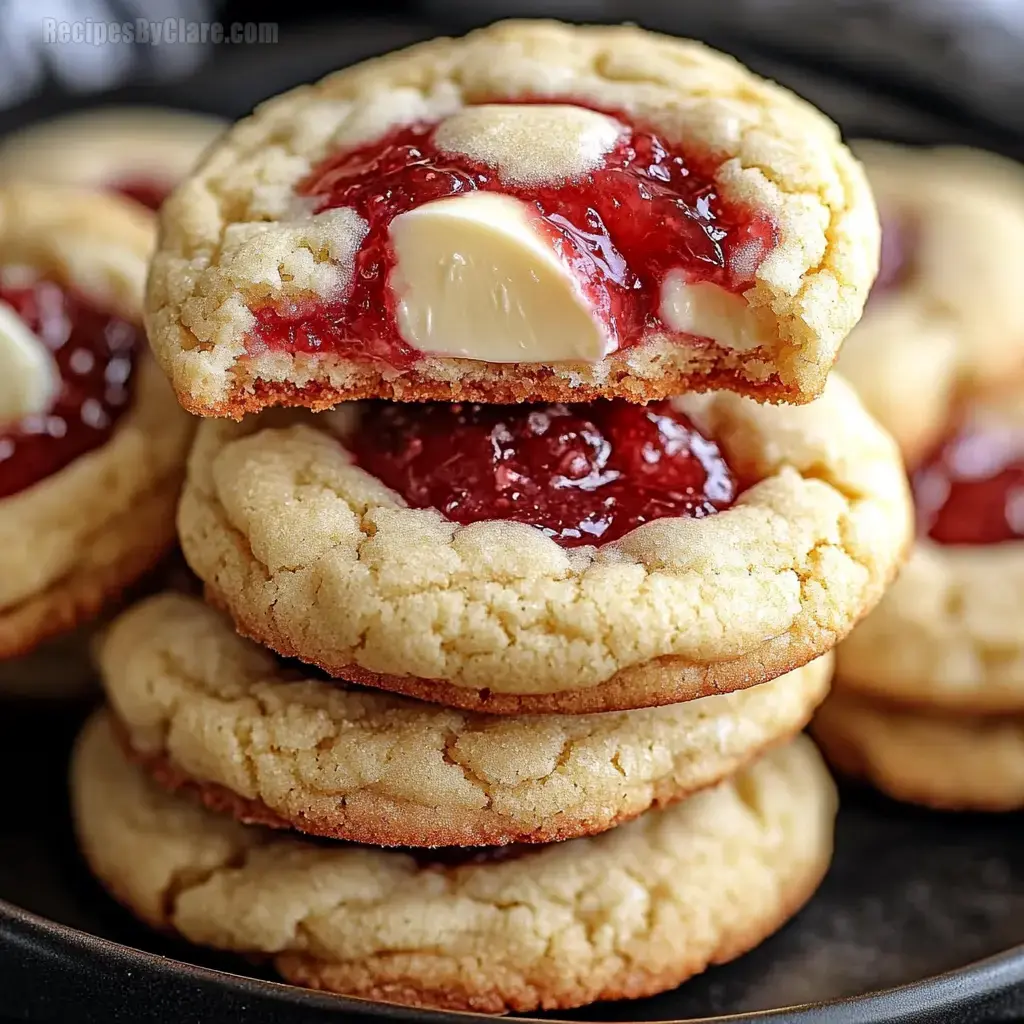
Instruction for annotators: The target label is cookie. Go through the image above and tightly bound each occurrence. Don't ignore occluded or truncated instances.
[836,143,1024,462]
[178,373,910,714]
[813,690,1024,812]
[99,591,832,846]
[72,713,836,1012]
[0,107,225,211]
[0,185,194,660]
[836,388,1024,716]
[146,20,878,418]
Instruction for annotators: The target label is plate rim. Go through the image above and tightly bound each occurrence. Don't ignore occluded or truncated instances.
[4,896,1024,1023]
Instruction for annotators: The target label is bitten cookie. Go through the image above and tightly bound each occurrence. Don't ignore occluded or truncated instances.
[0,107,225,212]
[72,713,836,1013]
[813,690,1024,812]
[178,373,911,714]
[0,185,194,661]
[99,592,832,846]
[836,388,1024,716]
[146,19,878,417]
[836,143,1024,462]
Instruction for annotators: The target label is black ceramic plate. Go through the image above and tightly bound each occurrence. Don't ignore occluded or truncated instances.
[3,16,1024,1024]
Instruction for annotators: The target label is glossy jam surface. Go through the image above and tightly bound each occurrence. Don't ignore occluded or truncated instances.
[350,400,736,546]
[913,414,1024,545]
[250,106,776,363]
[0,277,139,499]
[108,177,172,211]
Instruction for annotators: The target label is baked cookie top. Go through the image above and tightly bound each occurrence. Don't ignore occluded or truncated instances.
[0,107,225,211]
[72,714,836,1013]
[0,185,193,633]
[178,373,911,713]
[101,591,831,846]
[836,387,1024,714]
[836,143,1024,462]
[147,20,878,417]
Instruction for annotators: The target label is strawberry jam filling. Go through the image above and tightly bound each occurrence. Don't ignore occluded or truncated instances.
[0,277,139,499]
[108,177,172,211]
[350,400,736,546]
[913,414,1024,545]
[250,105,776,363]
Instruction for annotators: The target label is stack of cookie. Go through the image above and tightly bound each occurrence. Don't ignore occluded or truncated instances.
[817,144,1024,812]
[70,21,912,1013]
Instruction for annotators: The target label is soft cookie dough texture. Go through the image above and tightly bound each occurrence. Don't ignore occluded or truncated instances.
[836,389,1024,716]
[814,691,1024,812]
[178,373,911,714]
[73,714,837,1013]
[0,107,225,196]
[836,142,1024,461]
[0,185,194,660]
[146,19,879,416]
[100,592,832,846]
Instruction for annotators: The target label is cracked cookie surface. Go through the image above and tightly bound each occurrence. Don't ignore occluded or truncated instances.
[72,714,836,1013]
[100,592,832,846]
[0,108,225,210]
[0,185,194,659]
[836,388,1024,716]
[146,19,878,416]
[814,690,1024,811]
[836,143,1024,463]
[178,374,911,713]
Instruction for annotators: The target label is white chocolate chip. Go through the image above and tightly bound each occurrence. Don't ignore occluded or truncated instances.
[434,104,623,186]
[660,272,772,354]
[389,191,613,363]
[0,300,60,425]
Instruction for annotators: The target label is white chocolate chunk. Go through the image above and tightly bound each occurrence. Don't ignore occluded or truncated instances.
[434,104,623,186]
[660,273,773,354]
[0,300,59,425]
[389,191,613,363]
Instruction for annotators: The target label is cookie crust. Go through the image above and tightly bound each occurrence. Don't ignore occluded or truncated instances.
[101,592,832,846]
[178,374,910,712]
[146,19,878,417]
[836,142,1024,462]
[0,108,225,195]
[836,388,1024,716]
[72,714,836,1013]
[814,690,1024,812]
[0,186,194,655]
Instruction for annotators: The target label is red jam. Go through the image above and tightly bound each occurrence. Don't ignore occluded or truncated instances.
[912,415,1024,545]
[0,277,139,499]
[249,106,776,363]
[108,178,172,211]
[350,400,736,546]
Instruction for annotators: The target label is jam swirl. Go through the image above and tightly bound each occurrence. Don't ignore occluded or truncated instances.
[250,106,775,364]
[913,413,1024,545]
[0,277,140,499]
[350,400,736,547]
[108,177,172,211]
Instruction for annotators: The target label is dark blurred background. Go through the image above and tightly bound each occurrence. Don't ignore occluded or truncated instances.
[1,0,1023,154]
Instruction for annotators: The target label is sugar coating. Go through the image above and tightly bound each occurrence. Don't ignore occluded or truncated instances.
[177,374,911,711]
[101,591,832,846]
[72,714,836,1013]
[433,104,624,185]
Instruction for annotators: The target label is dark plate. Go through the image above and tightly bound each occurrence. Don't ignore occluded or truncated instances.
[2,16,1024,1024]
